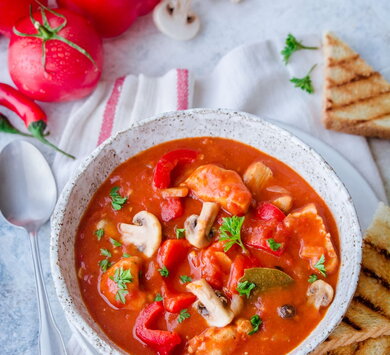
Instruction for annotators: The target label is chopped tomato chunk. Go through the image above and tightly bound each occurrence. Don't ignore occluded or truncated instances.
[157,239,190,270]
[185,164,252,216]
[160,198,184,222]
[161,282,197,313]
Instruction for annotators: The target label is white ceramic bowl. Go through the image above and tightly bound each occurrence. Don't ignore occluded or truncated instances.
[50,108,362,355]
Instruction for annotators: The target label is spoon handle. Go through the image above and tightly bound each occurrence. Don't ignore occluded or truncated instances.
[29,231,68,355]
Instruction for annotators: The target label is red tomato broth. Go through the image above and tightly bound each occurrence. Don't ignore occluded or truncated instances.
[75,137,340,355]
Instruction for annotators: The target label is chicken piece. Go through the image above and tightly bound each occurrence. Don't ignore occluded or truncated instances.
[185,318,251,355]
[185,164,252,215]
[100,257,146,310]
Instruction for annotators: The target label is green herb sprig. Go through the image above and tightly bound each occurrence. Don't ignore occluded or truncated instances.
[177,309,191,323]
[237,280,256,298]
[314,254,327,277]
[176,228,186,239]
[290,64,317,94]
[281,34,318,64]
[95,228,104,241]
[109,186,127,210]
[180,275,192,284]
[248,315,263,335]
[159,265,169,278]
[219,216,247,252]
[155,293,163,302]
[109,267,133,304]
[267,238,281,251]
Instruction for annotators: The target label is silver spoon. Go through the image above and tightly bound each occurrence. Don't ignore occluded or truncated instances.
[0,140,67,355]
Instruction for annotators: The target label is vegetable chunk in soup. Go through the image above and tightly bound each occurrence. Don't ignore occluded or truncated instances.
[75,137,339,355]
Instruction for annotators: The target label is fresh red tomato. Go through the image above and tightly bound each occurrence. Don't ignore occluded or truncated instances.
[0,0,48,37]
[57,0,160,38]
[8,7,103,102]
[157,239,190,270]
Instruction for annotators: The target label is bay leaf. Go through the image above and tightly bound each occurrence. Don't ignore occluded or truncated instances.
[239,267,294,295]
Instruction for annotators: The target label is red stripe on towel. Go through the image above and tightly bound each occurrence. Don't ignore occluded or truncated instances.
[176,69,189,110]
[97,76,125,146]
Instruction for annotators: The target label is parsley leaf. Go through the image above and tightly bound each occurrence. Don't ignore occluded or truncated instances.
[177,309,190,323]
[281,33,318,64]
[123,253,131,258]
[95,228,104,240]
[180,275,192,284]
[100,248,112,257]
[109,267,133,304]
[109,186,128,210]
[314,254,327,277]
[99,259,112,272]
[290,64,317,94]
[159,265,169,278]
[237,281,256,298]
[110,238,122,247]
[248,315,262,335]
[219,216,247,252]
[308,274,318,283]
[176,228,186,239]
[155,293,163,302]
[267,238,281,251]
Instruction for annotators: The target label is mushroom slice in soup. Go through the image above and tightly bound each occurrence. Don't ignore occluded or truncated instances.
[307,280,334,309]
[118,211,162,258]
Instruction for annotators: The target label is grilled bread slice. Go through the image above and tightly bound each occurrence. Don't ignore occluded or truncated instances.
[326,336,390,355]
[323,32,390,139]
[313,202,390,354]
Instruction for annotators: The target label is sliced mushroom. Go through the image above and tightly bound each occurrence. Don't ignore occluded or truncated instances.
[243,161,273,197]
[307,280,334,309]
[230,294,244,316]
[187,279,234,327]
[118,211,162,258]
[184,202,220,248]
[272,195,293,213]
[153,0,200,41]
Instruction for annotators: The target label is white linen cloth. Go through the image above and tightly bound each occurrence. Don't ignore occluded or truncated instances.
[59,35,387,354]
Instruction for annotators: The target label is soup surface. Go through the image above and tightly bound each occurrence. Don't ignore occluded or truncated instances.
[75,137,339,355]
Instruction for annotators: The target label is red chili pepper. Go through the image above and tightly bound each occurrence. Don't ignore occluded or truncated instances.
[0,83,75,159]
[160,197,184,222]
[153,149,198,189]
[157,239,190,270]
[134,302,181,355]
[161,283,196,313]
[256,202,286,222]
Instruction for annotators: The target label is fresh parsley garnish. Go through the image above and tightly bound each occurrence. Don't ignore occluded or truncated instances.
[159,265,169,278]
[290,64,317,94]
[237,281,256,298]
[109,186,127,210]
[281,33,318,64]
[267,238,281,251]
[109,267,133,304]
[176,228,185,239]
[248,315,262,335]
[180,275,192,284]
[100,248,112,257]
[308,274,318,283]
[123,253,131,258]
[314,254,327,277]
[177,309,190,323]
[110,238,122,247]
[95,228,104,240]
[99,259,112,272]
[155,293,163,302]
[219,216,247,252]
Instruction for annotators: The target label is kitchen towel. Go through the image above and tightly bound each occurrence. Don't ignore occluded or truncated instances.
[57,35,387,354]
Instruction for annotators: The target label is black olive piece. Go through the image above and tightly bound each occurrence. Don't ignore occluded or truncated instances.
[278,304,296,319]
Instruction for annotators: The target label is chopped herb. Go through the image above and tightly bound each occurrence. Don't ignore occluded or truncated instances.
[308,274,318,283]
[155,293,163,302]
[100,248,112,257]
[177,309,190,323]
[180,275,192,284]
[123,253,131,258]
[159,265,169,278]
[248,315,262,335]
[237,281,256,298]
[219,216,247,252]
[99,259,112,272]
[110,238,122,247]
[109,267,133,304]
[281,33,318,64]
[109,186,128,210]
[314,254,327,277]
[290,64,317,94]
[267,238,281,251]
[176,228,186,239]
[95,228,104,240]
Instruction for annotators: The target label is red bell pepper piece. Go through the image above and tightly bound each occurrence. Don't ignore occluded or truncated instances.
[135,302,181,355]
[157,239,190,270]
[256,202,285,222]
[153,149,198,189]
[227,254,259,296]
[160,198,184,222]
[161,283,196,313]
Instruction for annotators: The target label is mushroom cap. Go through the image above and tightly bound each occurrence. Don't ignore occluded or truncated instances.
[307,279,334,309]
[153,0,200,41]
[118,211,162,258]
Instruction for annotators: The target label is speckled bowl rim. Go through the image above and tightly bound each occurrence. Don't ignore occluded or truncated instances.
[50,108,362,355]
